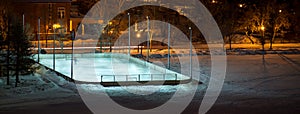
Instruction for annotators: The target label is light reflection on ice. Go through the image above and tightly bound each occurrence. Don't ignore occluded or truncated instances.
[35,54,189,83]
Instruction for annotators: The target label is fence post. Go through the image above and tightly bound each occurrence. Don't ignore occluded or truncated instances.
[138,74,140,81]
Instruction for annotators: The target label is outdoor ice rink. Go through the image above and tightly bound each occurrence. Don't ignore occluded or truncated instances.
[35,53,190,82]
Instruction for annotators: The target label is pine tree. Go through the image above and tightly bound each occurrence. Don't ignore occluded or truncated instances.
[9,23,34,87]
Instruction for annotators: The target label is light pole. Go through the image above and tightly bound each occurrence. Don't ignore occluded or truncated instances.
[136,32,141,53]
[128,13,131,56]
[146,16,150,62]
[38,18,40,63]
[53,27,56,70]
[260,25,265,54]
[108,21,113,52]
[167,23,171,69]
[189,27,193,80]
[71,30,75,79]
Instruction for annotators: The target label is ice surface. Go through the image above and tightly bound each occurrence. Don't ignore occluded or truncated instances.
[35,53,189,82]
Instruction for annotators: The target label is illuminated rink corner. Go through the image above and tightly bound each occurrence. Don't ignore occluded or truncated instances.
[34,53,191,85]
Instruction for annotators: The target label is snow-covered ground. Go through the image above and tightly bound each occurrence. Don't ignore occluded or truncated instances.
[0,65,78,109]
[0,54,299,114]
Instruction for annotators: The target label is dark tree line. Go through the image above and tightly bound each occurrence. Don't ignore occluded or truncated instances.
[201,0,297,50]
[0,0,34,87]
[75,0,298,50]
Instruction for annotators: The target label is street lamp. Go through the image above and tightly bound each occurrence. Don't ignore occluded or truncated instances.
[108,22,114,52]
[136,32,141,53]
[260,25,265,54]
[189,27,193,79]
[37,18,40,63]
[212,0,217,4]
[70,30,75,79]
[109,30,113,52]
[239,4,243,8]
[146,16,150,62]
[128,13,131,56]
[261,26,265,31]
[167,23,171,69]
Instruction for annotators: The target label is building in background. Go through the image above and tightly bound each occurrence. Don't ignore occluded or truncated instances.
[13,0,72,41]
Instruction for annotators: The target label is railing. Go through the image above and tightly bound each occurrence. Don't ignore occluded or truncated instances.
[100,73,178,82]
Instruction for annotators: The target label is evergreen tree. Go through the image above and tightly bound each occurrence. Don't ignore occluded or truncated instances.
[9,23,34,87]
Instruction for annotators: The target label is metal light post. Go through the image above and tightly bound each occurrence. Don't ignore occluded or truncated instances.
[38,18,40,62]
[189,27,193,80]
[108,22,113,52]
[167,23,171,69]
[136,33,141,53]
[128,13,131,56]
[261,25,265,55]
[53,28,56,70]
[71,30,75,79]
[146,16,150,62]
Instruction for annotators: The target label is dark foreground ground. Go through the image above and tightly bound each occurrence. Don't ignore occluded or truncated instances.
[0,54,299,114]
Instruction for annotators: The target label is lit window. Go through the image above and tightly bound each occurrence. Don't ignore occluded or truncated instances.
[58,7,65,19]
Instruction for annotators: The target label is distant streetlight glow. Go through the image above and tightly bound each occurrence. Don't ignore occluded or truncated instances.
[136,33,141,38]
[261,26,265,31]
[212,0,217,3]
[136,32,141,53]
[260,25,266,53]
[279,9,282,13]
[239,4,243,8]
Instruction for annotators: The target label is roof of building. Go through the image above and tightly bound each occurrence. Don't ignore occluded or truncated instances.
[13,0,71,3]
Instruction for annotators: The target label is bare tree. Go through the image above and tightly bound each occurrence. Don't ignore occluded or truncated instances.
[269,4,291,50]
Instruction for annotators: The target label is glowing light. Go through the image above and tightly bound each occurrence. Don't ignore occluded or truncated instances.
[70,20,72,31]
[261,26,265,31]
[239,4,243,8]
[135,23,138,32]
[136,33,141,38]
[279,10,282,13]
[53,24,61,29]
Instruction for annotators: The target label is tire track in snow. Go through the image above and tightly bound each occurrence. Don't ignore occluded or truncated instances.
[278,54,300,72]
